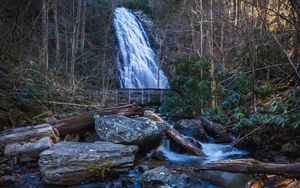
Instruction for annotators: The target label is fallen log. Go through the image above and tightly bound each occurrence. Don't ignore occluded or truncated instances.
[51,104,143,135]
[195,158,300,175]
[144,111,207,157]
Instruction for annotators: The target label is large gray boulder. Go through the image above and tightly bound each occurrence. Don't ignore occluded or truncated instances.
[95,115,167,152]
[39,141,138,185]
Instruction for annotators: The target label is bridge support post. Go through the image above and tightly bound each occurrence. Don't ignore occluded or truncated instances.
[141,89,144,105]
[115,89,118,106]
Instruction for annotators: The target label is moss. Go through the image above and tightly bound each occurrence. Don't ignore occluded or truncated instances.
[85,159,112,177]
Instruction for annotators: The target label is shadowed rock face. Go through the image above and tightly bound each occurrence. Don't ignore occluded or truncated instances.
[95,115,168,152]
[197,117,232,143]
[174,119,209,142]
[38,141,138,185]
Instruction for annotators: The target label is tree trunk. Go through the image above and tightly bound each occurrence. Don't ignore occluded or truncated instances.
[70,0,82,87]
[210,0,217,108]
[79,0,86,53]
[54,0,60,65]
[196,158,300,175]
[144,111,207,157]
[41,0,49,79]
[50,104,143,135]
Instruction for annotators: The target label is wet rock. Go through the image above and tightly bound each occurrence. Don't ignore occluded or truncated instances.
[0,175,15,186]
[152,150,168,161]
[197,117,232,143]
[174,119,209,141]
[39,141,138,185]
[95,115,167,152]
[135,165,149,174]
[140,166,173,188]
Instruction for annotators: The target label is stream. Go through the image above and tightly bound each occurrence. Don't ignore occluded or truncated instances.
[11,139,251,188]
[9,111,252,188]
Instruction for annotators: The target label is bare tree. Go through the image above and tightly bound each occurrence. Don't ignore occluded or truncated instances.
[70,0,82,88]
[54,0,60,65]
[41,0,49,79]
[80,0,86,53]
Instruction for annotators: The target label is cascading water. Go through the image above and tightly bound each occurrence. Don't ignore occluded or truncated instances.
[113,7,169,89]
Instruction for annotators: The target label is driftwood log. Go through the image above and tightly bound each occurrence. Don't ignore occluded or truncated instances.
[144,111,207,157]
[0,124,59,159]
[51,104,143,135]
[196,158,300,175]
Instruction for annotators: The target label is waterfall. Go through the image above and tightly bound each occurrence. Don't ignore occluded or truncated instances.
[113,7,169,89]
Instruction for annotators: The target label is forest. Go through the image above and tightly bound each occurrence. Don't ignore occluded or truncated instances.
[0,0,300,187]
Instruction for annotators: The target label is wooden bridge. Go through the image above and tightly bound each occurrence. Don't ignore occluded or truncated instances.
[55,88,168,107]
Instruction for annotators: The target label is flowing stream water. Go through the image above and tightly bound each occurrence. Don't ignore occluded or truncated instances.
[113,7,169,89]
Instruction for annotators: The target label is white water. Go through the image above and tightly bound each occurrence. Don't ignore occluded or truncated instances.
[113,7,169,89]
[156,139,247,164]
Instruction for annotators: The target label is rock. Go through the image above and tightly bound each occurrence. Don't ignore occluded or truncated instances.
[140,166,173,188]
[281,142,300,158]
[135,165,149,174]
[0,175,15,186]
[174,119,209,141]
[197,117,232,143]
[39,141,138,185]
[0,124,59,160]
[95,115,167,152]
[152,150,168,161]
[83,131,100,143]
[5,137,53,159]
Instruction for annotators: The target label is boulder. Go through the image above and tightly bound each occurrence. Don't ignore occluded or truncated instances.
[174,119,209,141]
[140,166,173,188]
[95,115,167,152]
[197,117,232,143]
[0,124,59,160]
[39,141,138,185]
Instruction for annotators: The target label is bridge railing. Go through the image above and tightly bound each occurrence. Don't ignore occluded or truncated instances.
[89,88,168,106]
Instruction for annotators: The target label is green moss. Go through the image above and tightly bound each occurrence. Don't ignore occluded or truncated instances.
[85,159,112,177]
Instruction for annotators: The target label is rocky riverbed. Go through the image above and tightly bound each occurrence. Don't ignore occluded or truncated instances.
[0,110,299,188]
